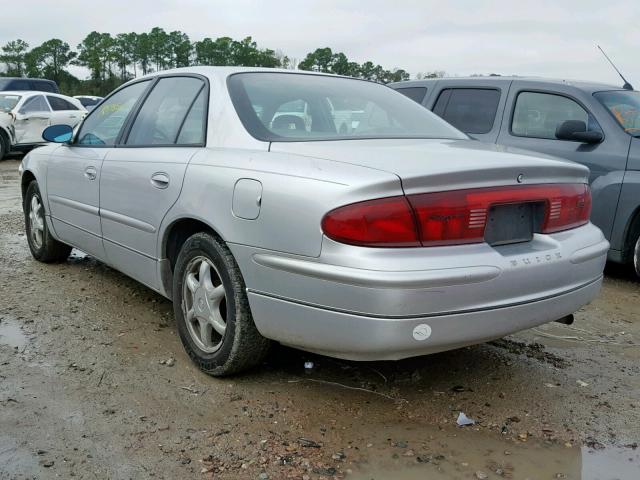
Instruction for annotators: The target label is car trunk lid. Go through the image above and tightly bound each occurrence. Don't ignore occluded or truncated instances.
[270,138,589,194]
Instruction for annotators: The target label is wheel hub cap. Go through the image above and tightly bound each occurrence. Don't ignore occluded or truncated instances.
[182,257,227,353]
[29,195,44,249]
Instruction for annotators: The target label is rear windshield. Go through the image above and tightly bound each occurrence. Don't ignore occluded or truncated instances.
[227,72,466,142]
[0,94,21,112]
[594,90,640,137]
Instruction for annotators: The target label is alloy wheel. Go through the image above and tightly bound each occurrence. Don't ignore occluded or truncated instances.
[29,194,44,249]
[182,256,227,353]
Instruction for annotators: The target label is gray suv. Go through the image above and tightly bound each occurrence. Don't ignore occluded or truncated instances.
[391,77,640,277]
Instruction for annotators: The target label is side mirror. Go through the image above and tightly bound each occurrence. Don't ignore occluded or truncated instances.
[555,120,603,144]
[42,124,73,143]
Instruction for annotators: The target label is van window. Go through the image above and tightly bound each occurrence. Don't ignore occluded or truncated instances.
[433,88,500,134]
[395,87,427,104]
[512,92,601,140]
[33,81,57,93]
[8,79,31,91]
[594,90,640,137]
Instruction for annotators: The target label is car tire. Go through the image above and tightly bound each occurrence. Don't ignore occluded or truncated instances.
[0,131,7,161]
[172,232,271,376]
[633,231,640,279]
[24,180,72,262]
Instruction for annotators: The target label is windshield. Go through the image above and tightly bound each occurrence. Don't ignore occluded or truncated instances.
[594,90,640,137]
[228,72,467,142]
[0,93,21,113]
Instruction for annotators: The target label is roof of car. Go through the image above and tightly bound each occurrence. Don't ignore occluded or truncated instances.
[138,66,348,81]
[0,90,76,99]
[390,76,626,94]
[0,77,56,82]
[0,90,38,96]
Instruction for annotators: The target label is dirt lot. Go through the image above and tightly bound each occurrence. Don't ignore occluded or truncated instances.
[0,156,639,480]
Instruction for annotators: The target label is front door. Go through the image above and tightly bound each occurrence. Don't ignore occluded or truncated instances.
[14,95,51,144]
[99,75,207,290]
[497,85,629,241]
[46,79,153,259]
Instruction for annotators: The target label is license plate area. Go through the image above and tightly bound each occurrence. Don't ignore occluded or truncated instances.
[484,202,545,246]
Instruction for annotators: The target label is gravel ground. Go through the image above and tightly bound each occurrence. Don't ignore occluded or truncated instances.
[0,156,639,480]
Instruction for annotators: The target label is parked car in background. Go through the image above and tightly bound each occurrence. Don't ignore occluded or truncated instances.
[0,91,85,160]
[391,77,640,277]
[20,67,608,376]
[0,77,59,93]
[74,95,104,111]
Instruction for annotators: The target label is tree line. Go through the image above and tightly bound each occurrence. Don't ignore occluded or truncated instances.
[0,28,446,96]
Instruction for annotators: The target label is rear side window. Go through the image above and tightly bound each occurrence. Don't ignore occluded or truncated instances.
[126,76,206,146]
[395,87,427,104]
[433,88,500,134]
[76,80,151,146]
[20,95,50,114]
[512,92,600,140]
[47,96,78,111]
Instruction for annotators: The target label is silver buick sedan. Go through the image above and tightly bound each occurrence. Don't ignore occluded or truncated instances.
[20,67,609,375]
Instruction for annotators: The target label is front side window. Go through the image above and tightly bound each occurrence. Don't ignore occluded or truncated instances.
[76,80,150,146]
[20,95,50,114]
[228,73,465,142]
[396,87,427,104]
[433,88,500,134]
[47,96,78,111]
[0,94,21,113]
[126,77,205,146]
[594,90,640,137]
[512,91,601,140]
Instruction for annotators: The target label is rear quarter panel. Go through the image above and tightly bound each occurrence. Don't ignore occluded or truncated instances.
[159,147,403,258]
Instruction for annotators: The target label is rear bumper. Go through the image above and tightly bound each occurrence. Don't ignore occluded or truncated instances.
[230,222,608,360]
[247,276,603,360]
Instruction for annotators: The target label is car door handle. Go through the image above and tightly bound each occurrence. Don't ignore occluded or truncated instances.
[84,166,97,181]
[150,172,170,189]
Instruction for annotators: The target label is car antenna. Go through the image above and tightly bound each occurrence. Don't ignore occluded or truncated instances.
[597,45,633,90]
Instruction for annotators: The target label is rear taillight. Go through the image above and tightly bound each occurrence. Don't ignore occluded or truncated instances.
[321,184,591,248]
[321,196,420,247]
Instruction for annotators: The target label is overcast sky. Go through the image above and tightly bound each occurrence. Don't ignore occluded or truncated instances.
[2,0,638,86]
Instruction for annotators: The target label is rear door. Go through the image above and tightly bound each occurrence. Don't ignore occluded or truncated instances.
[14,95,51,144]
[46,79,152,259]
[46,95,84,127]
[496,83,629,240]
[99,75,208,290]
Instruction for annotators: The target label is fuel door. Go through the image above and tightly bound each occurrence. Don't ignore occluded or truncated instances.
[232,178,263,220]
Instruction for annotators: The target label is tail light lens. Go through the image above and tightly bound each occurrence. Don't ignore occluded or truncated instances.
[322,184,591,248]
[320,196,420,247]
